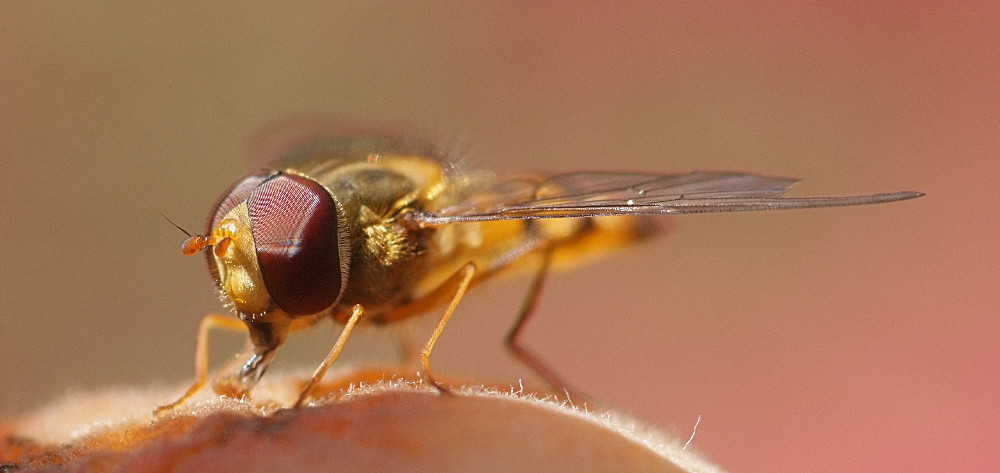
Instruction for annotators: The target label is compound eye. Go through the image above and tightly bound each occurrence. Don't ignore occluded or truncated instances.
[210,175,268,232]
[245,174,343,315]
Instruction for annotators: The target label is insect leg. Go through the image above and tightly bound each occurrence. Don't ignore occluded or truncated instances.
[504,246,584,400]
[154,313,248,414]
[418,262,477,392]
[294,304,366,407]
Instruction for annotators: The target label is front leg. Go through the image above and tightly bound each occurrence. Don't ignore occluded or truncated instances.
[294,304,366,407]
[155,313,247,415]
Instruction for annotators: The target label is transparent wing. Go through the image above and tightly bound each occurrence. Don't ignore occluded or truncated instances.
[415,171,923,225]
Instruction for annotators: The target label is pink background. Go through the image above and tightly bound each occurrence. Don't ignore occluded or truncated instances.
[1,2,995,472]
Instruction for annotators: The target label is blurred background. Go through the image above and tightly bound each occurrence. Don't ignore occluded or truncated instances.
[0,2,995,472]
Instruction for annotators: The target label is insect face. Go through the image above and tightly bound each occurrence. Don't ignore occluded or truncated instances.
[188,173,349,321]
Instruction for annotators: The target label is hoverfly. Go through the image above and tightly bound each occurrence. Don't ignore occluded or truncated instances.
[157,133,922,412]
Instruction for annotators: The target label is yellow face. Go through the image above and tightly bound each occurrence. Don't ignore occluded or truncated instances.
[206,203,274,318]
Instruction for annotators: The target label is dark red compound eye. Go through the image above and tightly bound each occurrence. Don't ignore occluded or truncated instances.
[245,174,343,316]
[209,175,268,232]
